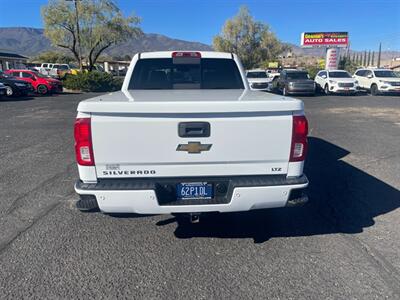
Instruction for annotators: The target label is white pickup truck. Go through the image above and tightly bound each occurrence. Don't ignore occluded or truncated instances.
[74,51,309,221]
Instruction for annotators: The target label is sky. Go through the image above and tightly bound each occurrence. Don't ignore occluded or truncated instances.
[0,0,400,51]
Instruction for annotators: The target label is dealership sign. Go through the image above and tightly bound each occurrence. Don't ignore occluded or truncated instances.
[325,48,339,70]
[301,32,349,48]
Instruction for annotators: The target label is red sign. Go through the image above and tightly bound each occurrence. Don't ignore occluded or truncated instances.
[301,32,349,48]
[325,48,339,69]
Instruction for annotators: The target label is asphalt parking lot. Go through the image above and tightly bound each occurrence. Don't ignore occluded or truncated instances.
[0,92,399,299]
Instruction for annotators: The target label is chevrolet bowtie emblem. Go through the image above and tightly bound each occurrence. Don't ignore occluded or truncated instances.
[176,142,212,154]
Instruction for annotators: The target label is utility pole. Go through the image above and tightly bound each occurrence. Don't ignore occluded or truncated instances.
[367,50,371,66]
[67,0,82,71]
[377,42,381,68]
[363,50,367,66]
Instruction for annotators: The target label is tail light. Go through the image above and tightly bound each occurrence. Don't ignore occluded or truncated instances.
[172,51,201,58]
[74,118,94,166]
[290,115,308,162]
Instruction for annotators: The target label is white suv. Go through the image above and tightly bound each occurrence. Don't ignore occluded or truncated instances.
[315,70,358,94]
[353,68,400,95]
[246,69,272,91]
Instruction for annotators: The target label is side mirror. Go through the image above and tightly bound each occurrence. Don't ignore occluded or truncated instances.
[321,75,327,79]
[367,74,373,78]
[31,76,36,81]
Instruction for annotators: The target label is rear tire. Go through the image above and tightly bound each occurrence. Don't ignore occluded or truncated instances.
[324,84,330,95]
[37,84,48,95]
[370,84,378,96]
[5,86,14,97]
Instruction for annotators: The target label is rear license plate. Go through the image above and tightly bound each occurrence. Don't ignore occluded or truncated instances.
[176,182,213,200]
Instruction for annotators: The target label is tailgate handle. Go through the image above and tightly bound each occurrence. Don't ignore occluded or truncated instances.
[178,122,210,137]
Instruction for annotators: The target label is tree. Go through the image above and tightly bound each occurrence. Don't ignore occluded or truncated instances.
[338,56,358,74]
[371,51,375,66]
[31,51,75,64]
[306,64,322,80]
[42,0,142,71]
[213,6,288,69]
[123,54,132,61]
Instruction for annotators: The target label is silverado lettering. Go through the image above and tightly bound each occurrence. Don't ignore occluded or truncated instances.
[103,170,156,176]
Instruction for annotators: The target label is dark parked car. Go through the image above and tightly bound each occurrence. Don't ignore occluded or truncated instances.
[0,82,7,99]
[0,71,33,97]
[276,69,315,96]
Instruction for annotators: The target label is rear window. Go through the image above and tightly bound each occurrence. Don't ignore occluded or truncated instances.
[286,72,309,80]
[247,71,268,78]
[329,71,351,78]
[373,70,397,78]
[129,58,244,89]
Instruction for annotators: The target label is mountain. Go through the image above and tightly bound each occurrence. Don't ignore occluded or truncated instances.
[0,28,51,56]
[106,33,213,57]
[0,27,212,58]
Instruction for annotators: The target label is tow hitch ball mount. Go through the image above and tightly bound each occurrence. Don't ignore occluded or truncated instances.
[189,213,201,223]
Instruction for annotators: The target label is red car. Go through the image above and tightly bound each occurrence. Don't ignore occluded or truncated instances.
[5,69,63,95]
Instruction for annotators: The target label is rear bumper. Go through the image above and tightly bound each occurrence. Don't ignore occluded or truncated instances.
[379,87,400,93]
[75,175,309,214]
[250,83,269,90]
[249,87,269,91]
[331,86,358,93]
[287,87,315,94]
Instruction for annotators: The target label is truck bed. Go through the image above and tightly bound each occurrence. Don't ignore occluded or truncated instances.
[77,89,304,114]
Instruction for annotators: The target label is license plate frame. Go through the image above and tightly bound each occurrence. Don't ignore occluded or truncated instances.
[176,182,213,200]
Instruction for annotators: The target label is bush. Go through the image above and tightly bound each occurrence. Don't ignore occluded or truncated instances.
[63,71,123,92]
[306,65,321,80]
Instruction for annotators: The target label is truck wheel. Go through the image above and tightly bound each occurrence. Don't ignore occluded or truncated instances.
[5,86,14,97]
[37,84,48,95]
[324,84,330,95]
[370,84,378,96]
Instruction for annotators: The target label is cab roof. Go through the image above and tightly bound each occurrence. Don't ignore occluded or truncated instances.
[246,69,266,72]
[321,69,348,72]
[357,68,392,71]
[138,51,233,59]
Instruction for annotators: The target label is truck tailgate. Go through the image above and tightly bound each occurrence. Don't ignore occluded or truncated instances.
[77,90,303,179]
[91,111,293,178]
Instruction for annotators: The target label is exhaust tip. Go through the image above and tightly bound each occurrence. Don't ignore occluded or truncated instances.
[76,195,99,212]
[286,188,308,207]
